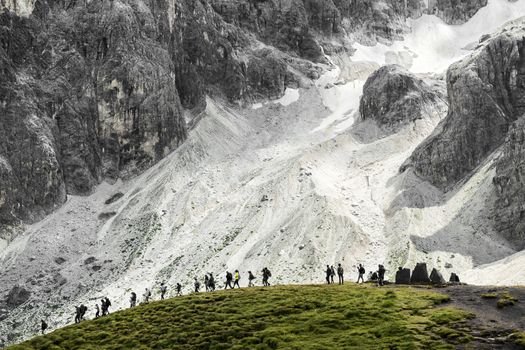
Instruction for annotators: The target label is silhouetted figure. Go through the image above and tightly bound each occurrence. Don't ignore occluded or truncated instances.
[104,298,111,314]
[357,264,365,283]
[95,304,100,318]
[205,275,210,292]
[337,263,344,285]
[176,283,182,296]
[224,271,233,289]
[262,267,271,286]
[101,299,107,316]
[326,265,332,284]
[41,320,48,335]
[378,265,386,286]
[130,292,137,307]
[160,283,167,300]
[143,288,152,303]
[209,273,215,291]
[330,265,336,284]
[233,270,241,288]
[248,271,256,287]
[194,278,201,293]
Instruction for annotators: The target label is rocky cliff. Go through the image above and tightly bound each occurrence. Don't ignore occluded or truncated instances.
[403,25,525,190]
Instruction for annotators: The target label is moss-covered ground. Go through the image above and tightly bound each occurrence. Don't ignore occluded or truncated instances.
[9,284,478,350]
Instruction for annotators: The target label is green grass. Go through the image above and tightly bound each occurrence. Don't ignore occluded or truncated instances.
[497,292,518,308]
[9,284,475,350]
[510,332,525,347]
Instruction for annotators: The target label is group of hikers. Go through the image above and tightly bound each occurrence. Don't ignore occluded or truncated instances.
[326,263,386,286]
[39,263,389,335]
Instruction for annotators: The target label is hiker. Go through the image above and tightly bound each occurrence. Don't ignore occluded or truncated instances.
[74,306,81,323]
[101,299,107,316]
[41,320,48,335]
[130,292,137,307]
[205,275,210,292]
[95,303,100,318]
[357,264,365,283]
[330,265,336,284]
[194,278,201,293]
[262,267,272,286]
[326,265,332,284]
[224,271,233,289]
[378,264,386,286]
[80,304,88,321]
[209,273,215,291]
[370,271,378,281]
[248,271,256,287]
[104,297,111,314]
[160,282,168,300]
[143,288,152,303]
[337,263,344,285]
[233,270,241,288]
[176,283,182,296]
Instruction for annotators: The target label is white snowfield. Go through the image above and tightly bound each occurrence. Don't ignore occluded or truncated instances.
[1,0,525,340]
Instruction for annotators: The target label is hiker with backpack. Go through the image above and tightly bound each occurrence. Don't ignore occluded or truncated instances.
[104,298,111,314]
[160,282,168,300]
[377,264,386,286]
[209,273,216,291]
[233,270,241,288]
[41,320,48,335]
[326,265,332,284]
[130,292,137,307]
[262,267,272,286]
[337,263,344,284]
[248,271,256,287]
[194,278,201,293]
[224,271,233,289]
[357,264,365,283]
[101,299,107,316]
[143,288,152,303]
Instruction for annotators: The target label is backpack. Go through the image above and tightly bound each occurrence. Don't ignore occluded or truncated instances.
[337,266,343,275]
[359,267,365,274]
[267,270,272,277]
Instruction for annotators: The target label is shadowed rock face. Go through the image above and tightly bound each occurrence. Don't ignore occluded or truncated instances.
[431,0,487,25]
[403,27,525,191]
[359,64,447,134]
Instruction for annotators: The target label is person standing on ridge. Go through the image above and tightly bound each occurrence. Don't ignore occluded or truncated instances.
[104,297,111,314]
[143,288,152,303]
[326,265,332,284]
[160,282,168,300]
[357,264,365,283]
[95,303,100,318]
[262,267,272,286]
[176,283,182,296]
[224,271,233,289]
[41,320,48,335]
[330,265,336,284]
[101,298,107,316]
[337,263,344,285]
[233,270,241,288]
[205,274,210,292]
[377,264,386,287]
[130,292,137,307]
[209,273,215,291]
[194,277,201,293]
[248,271,256,287]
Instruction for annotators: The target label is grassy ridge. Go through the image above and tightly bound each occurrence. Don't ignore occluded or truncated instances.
[9,284,475,350]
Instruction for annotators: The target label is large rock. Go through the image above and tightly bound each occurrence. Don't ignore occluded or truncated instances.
[429,0,487,25]
[402,25,525,191]
[359,65,447,134]
[410,263,431,284]
[429,268,446,285]
[5,286,31,308]
[449,273,461,283]
[395,268,411,285]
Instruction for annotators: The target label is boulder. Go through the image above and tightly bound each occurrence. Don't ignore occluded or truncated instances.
[430,268,446,285]
[395,268,411,285]
[6,286,31,308]
[449,273,461,283]
[410,263,431,284]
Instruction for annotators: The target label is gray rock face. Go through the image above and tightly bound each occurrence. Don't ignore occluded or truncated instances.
[493,117,525,250]
[429,268,446,285]
[430,0,487,25]
[403,26,525,190]
[410,263,431,284]
[395,268,411,284]
[6,286,30,308]
[359,65,447,134]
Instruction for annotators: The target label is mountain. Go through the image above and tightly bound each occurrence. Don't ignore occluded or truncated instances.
[1,0,525,345]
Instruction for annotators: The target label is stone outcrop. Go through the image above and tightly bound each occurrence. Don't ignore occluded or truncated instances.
[429,268,446,285]
[395,268,411,284]
[359,64,447,134]
[5,286,30,308]
[403,26,525,190]
[493,116,525,250]
[410,263,431,284]
[449,273,461,283]
[429,0,487,25]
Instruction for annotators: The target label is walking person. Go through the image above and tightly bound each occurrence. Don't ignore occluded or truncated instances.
[330,265,336,284]
[337,263,344,285]
[101,299,107,316]
[143,288,152,303]
[41,320,48,335]
[357,264,365,283]
[326,265,332,284]
[176,283,182,296]
[209,273,215,291]
[194,277,201,293]
[233,270,241,288]
[104,297,111,314]
[262,267,272,286]
[160,282,168,300]
[248,271,256,287]
[95,303,100,318]
[205,275,210,292]
[224,271,233,289]
[377,264,386,287]
[130,292,137,307]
